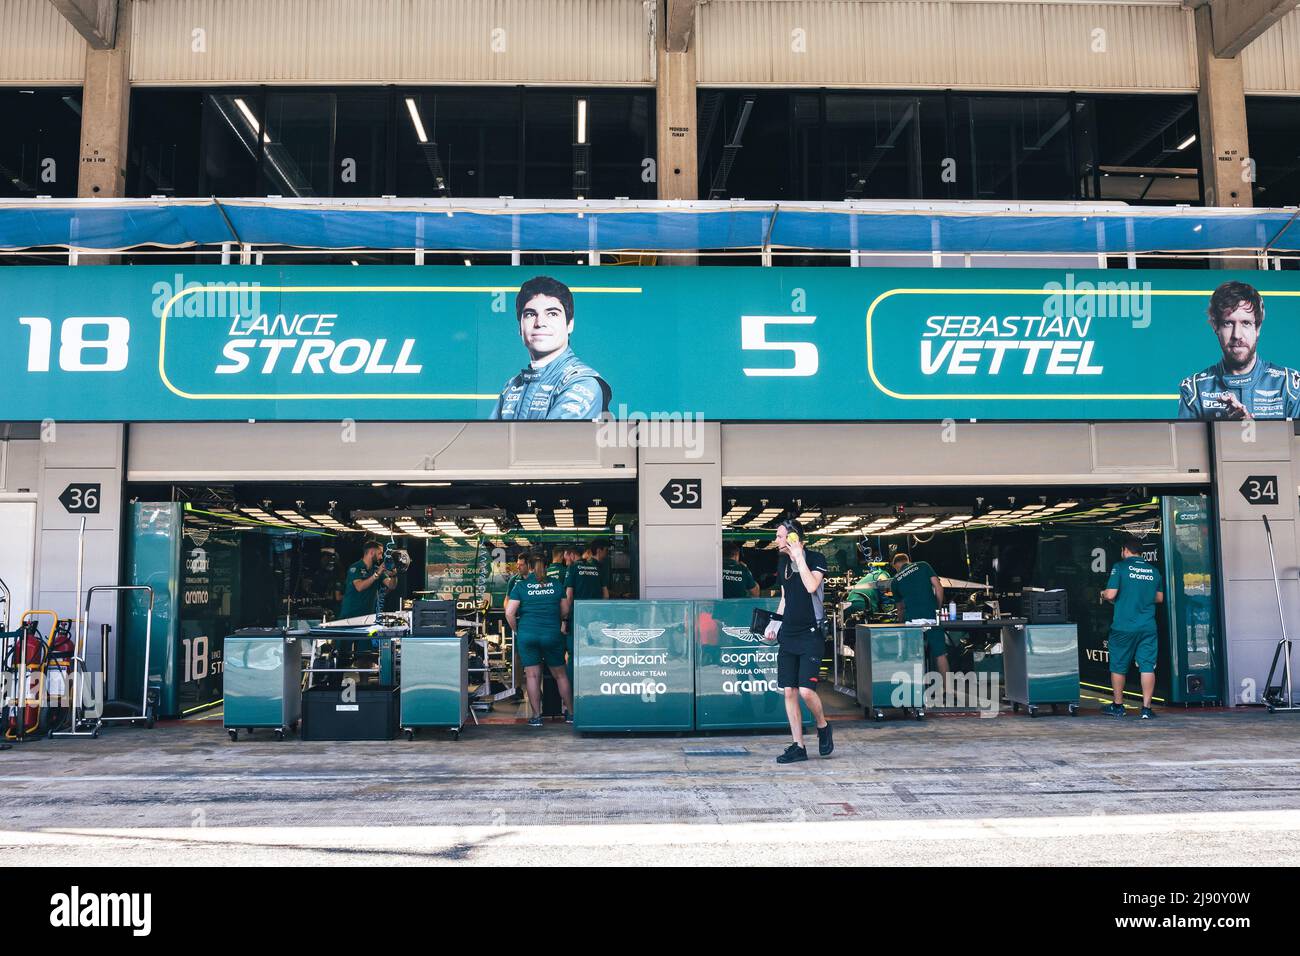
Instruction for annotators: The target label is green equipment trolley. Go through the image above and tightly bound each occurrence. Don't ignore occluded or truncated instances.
[854,624,927,721]
[1005,623,1080,717]
[400,635,469,740]
[224,627,304,741]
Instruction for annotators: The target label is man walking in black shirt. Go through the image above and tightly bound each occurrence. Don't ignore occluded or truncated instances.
[761,520,833,764]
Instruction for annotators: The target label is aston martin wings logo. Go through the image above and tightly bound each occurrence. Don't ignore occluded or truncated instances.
[721,625,760,643]
[601,627,666,645]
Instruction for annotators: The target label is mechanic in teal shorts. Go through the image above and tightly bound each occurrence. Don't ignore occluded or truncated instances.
[890,552,948,676]
[505,554,573,727]
[1102,534,1164,720]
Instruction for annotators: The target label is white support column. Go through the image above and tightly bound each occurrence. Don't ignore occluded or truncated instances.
[638,422,722,600]
[33,424,126,695]
[1211,421,1300,705]
[1194,4,1254,210]
[657,0,699,202]
[76,0,131,200]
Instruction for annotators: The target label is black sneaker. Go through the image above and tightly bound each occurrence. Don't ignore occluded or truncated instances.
[1101,703,1126,719]
[776,743,808,764]
[817,722,834,757]
[563,710,574,724]
[1139,707,1156,720]
[527,715,544,728]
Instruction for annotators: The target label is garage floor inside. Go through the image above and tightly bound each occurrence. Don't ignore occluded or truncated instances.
[4,707,1300,865]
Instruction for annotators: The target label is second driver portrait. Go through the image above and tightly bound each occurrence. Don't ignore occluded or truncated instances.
[1178,281,1300,421]
[491,275,612,421]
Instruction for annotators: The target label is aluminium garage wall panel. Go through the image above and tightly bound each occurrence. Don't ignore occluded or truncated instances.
[125,422,636,481]
[719,422,1211,487]
[1242,8,1300,94]
[129,0,655,85]
[696,1,1198,92]
[0,0,87,84]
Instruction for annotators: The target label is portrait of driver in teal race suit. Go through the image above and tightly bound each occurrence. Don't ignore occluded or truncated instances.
[1179,281,1300,421]
[491,276,613,420]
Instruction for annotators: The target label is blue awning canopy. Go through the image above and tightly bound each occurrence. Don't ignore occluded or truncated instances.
[1,197,1297,255]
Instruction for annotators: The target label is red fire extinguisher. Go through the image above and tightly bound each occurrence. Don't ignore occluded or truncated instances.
[4,618,48,741]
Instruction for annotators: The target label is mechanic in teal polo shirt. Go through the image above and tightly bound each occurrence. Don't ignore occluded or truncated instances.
[546,545,571,584]
[566,538,610,602]
[565,538,610,680]
[890,552,948,676]
[506,554,573,727]
[339,540,397,621]
[503,552,531,609]
[1101,534,1164,720]
[722,542,759,598]
[333,540,397,672]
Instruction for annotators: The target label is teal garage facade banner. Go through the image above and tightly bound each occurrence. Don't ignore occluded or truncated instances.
[3,265,1298,421]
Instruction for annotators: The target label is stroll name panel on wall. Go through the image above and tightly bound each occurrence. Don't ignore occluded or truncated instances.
[3,266,1298,421]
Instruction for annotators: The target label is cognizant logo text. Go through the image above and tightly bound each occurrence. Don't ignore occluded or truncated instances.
[599,653,668,667]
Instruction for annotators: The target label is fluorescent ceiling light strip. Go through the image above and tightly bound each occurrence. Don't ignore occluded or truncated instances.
[405,97,429,144]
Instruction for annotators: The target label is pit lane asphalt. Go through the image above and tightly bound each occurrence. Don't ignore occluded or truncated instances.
[3,707,1298,865]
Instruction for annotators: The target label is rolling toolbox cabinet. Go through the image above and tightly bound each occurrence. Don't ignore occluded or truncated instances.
[224,627,305,741]
[1004,623,1080,717]
[855,625,928,721]
[400,635,469,740]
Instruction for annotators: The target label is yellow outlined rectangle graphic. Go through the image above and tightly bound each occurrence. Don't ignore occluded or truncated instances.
[158,284,641,401]
[865,288,1300,402]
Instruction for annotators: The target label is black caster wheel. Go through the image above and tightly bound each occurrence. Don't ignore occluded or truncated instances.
[91,728,100,739]
[873,711,885,722]
[1027,706,1039,718]
[1011,702,1020,713]
[452,730,460,741]
[1068,704,1079,716]
[228,729,238,742]
[914,710,926,721]
[404,729,414,741]
[273,729,284,741]
[1267,704,1276,714]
